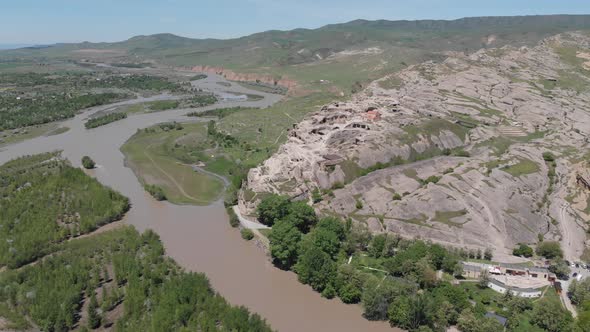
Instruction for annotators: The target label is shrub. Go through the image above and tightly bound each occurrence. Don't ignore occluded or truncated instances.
[356,200,363,210]
[513,243,534,257]
[85,112,127,129]
[240,229,254,241]
[227,207,240,228]
[144,184,166,201]
[443,168,454,174]
[81,156,95,169]
[542,152,556,162]
[392,193,402,201]
[332,182,344,190]
[311,188,323,203]
[256,194,290,226]
[421,175,440,185]
[536,241,563,259]
[454,149,471,157]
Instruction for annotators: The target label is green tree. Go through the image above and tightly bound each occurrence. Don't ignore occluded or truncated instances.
[81,156,95,169]
[388,294,432,330]
[548,258,571,279]
[269,220,302,269]
[536,241,563,259]
[430,282,469,324]
[343,222,372,254]
[568,278,590,306]
[295,246,336,292]
[285,201,318,233]
[339,282,362,304]
[321,283,337,299]
[457,309,504,332]
[478,270,490,289]
[316,217,346,241]
[336,264,363,304]
[362,277,413,321]
[240,228,254,240]
[513,243,534,257]
[256,194,290,226]
[388,296,413,329]
[577,301,590,332]
[87,292,101,329]
[301,227,341,259]
[368,234,387,258]
[453,263,464,277]
[531,298,574,332]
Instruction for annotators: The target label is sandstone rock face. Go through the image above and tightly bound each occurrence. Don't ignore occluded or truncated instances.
[191,65,298,90]
[241,32,590,261]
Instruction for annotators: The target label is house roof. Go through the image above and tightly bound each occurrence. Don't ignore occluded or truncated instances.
[462,263,484,272]
[485,312,508,326]
[489,278,543,293]
[500,263,549,274]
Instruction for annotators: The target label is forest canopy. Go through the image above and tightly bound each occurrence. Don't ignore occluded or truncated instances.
[0,152,129,268]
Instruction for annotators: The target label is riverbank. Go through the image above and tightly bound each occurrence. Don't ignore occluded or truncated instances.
[0,73,395,332]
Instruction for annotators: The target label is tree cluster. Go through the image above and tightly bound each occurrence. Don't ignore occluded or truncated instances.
[258,194,484,331]
[144,184,167,201]
[0,153,129,268]
[0,227,273,332]
[85,112,127,129]
[81,156,95,169]
[0,93,128,130]
[512,243,534,257]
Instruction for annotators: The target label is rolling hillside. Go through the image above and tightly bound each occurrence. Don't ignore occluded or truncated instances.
[3,15,590,93]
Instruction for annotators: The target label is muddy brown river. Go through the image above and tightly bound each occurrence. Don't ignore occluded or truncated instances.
[0,74,395,332]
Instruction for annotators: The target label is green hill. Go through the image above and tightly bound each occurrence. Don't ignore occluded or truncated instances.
[3,15,590,92]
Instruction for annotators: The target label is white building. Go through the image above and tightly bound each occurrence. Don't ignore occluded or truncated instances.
[488,278,543,298]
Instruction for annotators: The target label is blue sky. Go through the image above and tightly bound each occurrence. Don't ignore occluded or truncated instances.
[1,0,589,44]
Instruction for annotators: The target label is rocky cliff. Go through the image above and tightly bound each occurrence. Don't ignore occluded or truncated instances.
[191,65,298,90]
[240,32,590,261]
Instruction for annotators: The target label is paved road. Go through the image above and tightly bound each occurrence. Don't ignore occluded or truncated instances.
[232,205,270,230]
[558,264,590,318]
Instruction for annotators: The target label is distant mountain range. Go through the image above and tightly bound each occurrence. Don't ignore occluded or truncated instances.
[2,14,590,91]
[5,14,590,57]
[0,44,39,50]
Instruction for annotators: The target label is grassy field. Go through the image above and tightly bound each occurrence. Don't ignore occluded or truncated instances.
[501,158,540,177]
[192,92,336,179]
[0,123,62,146]
[116,100,180,115]
[121,123,224,205]
[118,90,331,206]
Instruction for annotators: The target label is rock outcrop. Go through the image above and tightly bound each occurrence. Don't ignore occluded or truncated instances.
[191,65,298,90]
[240,32,590,260]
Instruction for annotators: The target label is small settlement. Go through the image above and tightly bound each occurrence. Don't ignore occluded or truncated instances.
[462,262,556,298]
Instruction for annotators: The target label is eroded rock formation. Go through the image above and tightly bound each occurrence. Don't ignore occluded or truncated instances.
[241,32,590,260]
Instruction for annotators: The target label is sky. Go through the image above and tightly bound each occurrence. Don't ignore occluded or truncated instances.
[1,0,590,44]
